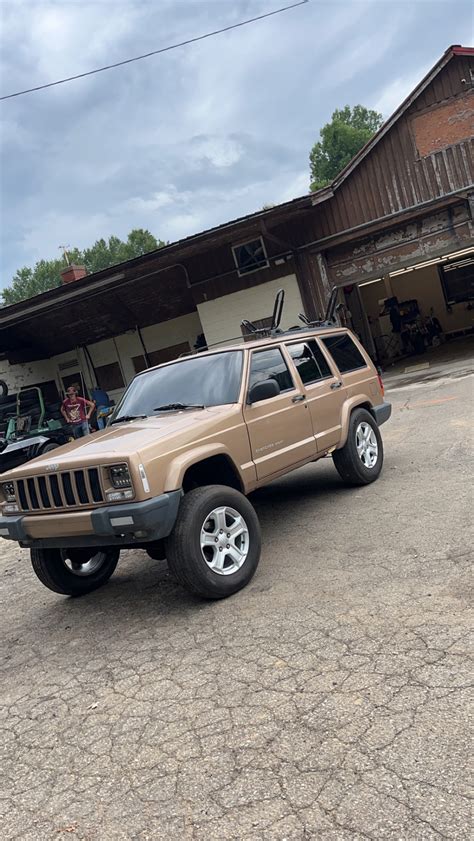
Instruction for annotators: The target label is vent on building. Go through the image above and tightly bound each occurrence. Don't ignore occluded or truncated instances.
[58,359,79,371]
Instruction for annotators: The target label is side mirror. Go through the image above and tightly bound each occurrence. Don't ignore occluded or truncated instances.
[248,379,281,404]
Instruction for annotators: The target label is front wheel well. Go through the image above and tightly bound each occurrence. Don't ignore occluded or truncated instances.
[182,455,243,493]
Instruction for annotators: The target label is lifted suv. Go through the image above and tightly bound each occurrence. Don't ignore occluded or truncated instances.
[0,325,391,600]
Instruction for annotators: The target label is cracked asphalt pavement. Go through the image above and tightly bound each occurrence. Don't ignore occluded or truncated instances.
[1,348,473,840]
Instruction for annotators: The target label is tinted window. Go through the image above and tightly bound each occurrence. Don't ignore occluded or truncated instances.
[322,334,367,373]
[112,351,243,419]
[287,341,332,384]
[249,348,294,392]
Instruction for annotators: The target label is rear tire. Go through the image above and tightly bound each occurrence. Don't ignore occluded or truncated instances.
[30,546,120,595]
[166,485,261,599]
[333,408,383,486]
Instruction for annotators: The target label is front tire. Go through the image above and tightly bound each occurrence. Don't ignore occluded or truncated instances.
[41,442,60,455]
[30,546,120,595]
[166,485,261,599]
[333,408,383,486]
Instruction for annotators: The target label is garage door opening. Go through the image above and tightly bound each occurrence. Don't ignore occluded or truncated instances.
[351,247,473,366]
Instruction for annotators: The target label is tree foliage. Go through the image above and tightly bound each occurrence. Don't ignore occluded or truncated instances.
[2,229,165,306]
[309,105,384,191]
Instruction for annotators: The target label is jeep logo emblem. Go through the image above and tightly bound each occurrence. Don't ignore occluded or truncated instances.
[46,463,60,472]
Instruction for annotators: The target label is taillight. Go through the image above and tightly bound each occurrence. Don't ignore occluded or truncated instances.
[377,369,385,397]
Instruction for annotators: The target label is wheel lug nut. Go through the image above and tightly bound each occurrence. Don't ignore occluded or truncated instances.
[226,544,230,549]
[227,533,230,538]
[219,546,223,551]
[215,537,218,543]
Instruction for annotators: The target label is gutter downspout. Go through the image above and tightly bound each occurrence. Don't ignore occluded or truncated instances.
[136,325,151,368]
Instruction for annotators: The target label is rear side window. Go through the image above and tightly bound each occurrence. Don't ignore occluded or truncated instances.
[322,333,367,373]
[249,348,294,392]
[287,341,332,384]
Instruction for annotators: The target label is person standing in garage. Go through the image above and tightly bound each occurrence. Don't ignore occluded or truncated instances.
[61,386,95,439]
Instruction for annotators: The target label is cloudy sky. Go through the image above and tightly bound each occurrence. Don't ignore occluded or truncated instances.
[0,0,472,288]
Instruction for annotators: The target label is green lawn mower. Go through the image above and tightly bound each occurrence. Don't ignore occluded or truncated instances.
[0,386,70,473]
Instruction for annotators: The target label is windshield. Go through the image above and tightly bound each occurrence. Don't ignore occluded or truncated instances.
[112,351,243,420]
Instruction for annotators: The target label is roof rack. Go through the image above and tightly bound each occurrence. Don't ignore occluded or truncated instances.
[240,285,339,339]
[176,286,341,359]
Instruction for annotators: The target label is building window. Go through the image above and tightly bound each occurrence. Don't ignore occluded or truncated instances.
[232,237,269,276]
[132,342,191,374]
[322,334,367,374]
[439,257,474,305]
[249,348,294,393]
[95,362,124,391]
[287,340,332,384]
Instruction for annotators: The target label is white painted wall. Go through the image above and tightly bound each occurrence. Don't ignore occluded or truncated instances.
[0,310,205,403]
[0,358,56,394]
[197,275,304,347]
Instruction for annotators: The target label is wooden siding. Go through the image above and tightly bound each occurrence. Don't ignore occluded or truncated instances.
[306,55,474,241]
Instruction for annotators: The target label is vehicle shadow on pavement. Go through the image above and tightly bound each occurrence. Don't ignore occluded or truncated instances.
[16,463,354,635]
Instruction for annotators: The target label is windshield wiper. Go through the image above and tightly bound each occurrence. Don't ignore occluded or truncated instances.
[110,414,147,425]
[154,403,205,412]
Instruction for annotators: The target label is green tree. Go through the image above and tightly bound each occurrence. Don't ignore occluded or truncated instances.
[2,229,165,306]
[309,105,383,191]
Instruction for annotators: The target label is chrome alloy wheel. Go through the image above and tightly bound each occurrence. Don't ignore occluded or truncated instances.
[200,506,250,575]
[355,421,379,469]
[61,549,110,576]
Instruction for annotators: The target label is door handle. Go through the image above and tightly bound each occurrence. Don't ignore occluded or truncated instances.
[330,381,343,390]
[292,394,306,403]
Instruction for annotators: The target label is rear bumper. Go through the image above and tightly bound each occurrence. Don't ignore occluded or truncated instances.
[372,401,392,426]
[0,491,182,549]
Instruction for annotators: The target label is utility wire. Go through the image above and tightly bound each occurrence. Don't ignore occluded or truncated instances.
[0,0,308,101]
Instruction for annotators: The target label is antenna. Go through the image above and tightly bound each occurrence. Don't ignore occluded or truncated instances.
[59,245,71,265]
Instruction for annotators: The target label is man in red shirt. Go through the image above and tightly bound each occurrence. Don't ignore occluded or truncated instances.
[61,387,95,439]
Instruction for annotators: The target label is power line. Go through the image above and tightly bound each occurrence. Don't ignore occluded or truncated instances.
[0,1,309,101]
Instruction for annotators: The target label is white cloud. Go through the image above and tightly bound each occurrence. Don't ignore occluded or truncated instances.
[373,64,433,119]
[1,0,472,286]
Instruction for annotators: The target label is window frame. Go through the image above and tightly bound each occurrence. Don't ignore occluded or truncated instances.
[232,236,269,277]
[285,339,334,386]
[438,258,474,306]
[247,345,295,400]
[95,361,125,392]
[321,332,368,375]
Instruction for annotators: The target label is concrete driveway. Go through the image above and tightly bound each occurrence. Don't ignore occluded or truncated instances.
[1,346,473,840]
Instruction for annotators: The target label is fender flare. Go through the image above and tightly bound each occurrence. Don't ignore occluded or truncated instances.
[338,396,373,448]
[163,443,243,492]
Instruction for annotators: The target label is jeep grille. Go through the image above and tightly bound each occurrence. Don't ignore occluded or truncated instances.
[15,469,104,511]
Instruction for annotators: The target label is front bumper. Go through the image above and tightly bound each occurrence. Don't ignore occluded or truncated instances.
[0,491,182,549]
[371,401,392,426]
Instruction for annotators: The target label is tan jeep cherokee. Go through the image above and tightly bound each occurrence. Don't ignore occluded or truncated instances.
[0,325,391,600]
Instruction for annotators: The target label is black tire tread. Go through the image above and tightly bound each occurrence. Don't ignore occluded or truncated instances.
[333,407,383,486]
[166,485,261,599]
[31,547,119,596]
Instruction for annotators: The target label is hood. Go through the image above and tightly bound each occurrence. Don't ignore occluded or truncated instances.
[3,406,237,479]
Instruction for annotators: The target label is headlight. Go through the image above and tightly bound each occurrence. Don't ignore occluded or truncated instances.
[109,464,132,489]
[1,482,16,503]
